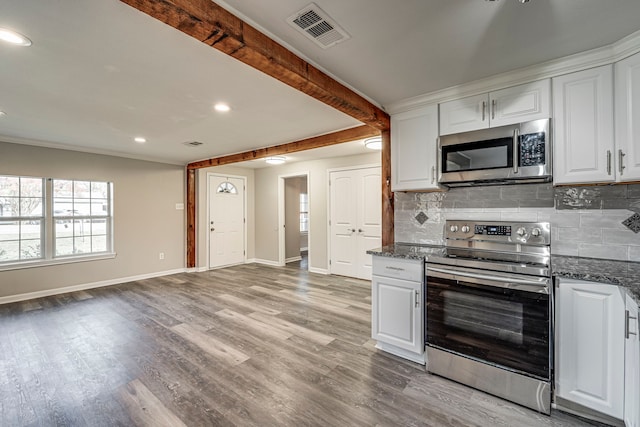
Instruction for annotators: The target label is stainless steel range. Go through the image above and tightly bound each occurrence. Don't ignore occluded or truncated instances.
[425,220,552,414]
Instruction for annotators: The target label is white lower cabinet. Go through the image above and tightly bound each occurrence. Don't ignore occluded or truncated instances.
[555,278,626,420]
[625,293,640,427]
[371,256,425,364]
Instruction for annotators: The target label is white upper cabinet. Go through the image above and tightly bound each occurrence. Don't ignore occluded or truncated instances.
[391,104,439,191]
[615,51,640,182]
[553,65,615,185]
[439,79,550,135]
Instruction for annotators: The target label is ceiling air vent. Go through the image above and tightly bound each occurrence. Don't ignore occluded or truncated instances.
[183,141,204,147]
[286,3,350,49]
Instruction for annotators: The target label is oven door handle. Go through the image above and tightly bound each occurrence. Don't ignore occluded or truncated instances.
[426,266,549,294]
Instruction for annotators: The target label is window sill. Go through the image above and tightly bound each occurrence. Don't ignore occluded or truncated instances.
[0,253,117,272]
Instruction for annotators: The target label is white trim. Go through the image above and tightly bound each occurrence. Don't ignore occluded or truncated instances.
[251,258,282,267]
[285,256,302,263]
[0,268,185,305]
[0,252,116,272]
[195,266,209,272]
[308,267,330,275]
[206,173,247,270]
[326,163,380,174]
[374,342,426,365]
[386,29,640,114]
[278,172,310,267]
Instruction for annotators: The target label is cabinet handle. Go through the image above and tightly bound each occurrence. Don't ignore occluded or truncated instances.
[607,150,612,175]
[619,150,626,176]
[482,101,486,121]
[415,290,420,308]
[431,166,436,184]
[491,99,496,120]
[385,266,405,271]
[513,129,520,174]
[626,310,638,339]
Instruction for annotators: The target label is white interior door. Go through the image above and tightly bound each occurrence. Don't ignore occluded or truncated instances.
[208,175,245,269]
[329,170,357,277]
[329,166,381,280]
[356,168,382,279]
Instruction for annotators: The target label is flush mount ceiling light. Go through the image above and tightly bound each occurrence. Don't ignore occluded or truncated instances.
[0,28,32,46]
[134,137,146,143]
[265,156,286,165]
[364,137,382,150]
[214,103,231,112]
[0,111,6,118]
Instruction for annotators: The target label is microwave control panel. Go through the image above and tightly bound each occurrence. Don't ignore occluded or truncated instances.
[519,132,546,167]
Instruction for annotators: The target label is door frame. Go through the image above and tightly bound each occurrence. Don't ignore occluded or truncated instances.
[206,173,247,270]
[326,163,380,276]
[278,171,310,267]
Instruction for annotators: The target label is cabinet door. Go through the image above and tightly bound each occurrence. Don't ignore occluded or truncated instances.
[439,93,489,135]
[372,274,422,354]
[555,278,625,419]
[391,104,439,191]
[615,52,640,182]
[625,293,640,427]
[553,65,615,185]
[489,79,551,127]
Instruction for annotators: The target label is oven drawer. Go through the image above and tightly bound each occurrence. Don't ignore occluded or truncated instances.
[373,256,423,282]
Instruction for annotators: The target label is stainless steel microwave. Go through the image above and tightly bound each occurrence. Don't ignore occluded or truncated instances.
[438,118,551,187]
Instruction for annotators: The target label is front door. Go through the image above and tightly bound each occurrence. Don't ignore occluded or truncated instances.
[208,175,245,269]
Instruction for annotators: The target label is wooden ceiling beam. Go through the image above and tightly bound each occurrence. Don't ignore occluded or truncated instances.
[119,0,390,131]
[187,125,379,170]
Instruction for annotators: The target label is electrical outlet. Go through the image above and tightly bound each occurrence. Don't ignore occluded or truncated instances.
[159,252,165,260]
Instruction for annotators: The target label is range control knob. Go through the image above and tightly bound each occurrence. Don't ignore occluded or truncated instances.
[450,225,459,232]
[461,225,470,233]
[531,228,541,237]
[516,227,527,237]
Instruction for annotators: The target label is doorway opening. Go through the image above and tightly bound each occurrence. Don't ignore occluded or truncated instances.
[279,173,309,271]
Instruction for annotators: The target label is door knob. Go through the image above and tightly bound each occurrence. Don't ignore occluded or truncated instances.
[210,228,215,231]
[358,229,363,233]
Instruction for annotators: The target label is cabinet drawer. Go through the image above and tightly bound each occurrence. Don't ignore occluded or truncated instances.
[373,256,423,282]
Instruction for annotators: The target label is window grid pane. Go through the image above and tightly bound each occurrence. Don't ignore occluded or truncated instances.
[53,179,112,257]
[0,176,44,263]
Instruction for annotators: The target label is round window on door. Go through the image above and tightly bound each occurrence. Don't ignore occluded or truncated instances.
[216,181,238,194]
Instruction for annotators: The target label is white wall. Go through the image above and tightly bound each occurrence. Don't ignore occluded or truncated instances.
[196,165,255,269]
[254,152,380,272]
[0,141,185,300]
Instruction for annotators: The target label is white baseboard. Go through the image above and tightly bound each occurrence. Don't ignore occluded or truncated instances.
[375,342,426,365]
[194,266,208,272]
[251,258,284,267]
[285,256,302,263]
[0,268,186,305]
[309,267,330,275]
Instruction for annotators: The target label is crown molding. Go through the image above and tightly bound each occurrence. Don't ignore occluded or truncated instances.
[386,29,640,115]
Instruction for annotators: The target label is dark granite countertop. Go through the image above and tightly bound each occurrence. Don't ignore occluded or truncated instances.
[552,255,640,304]
[367,243,445,261]
[368,245,640,304]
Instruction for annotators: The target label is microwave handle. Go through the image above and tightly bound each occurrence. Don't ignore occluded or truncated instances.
[513,129,520,174]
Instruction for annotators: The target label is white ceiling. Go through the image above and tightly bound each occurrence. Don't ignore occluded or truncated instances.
[2,0,640,166]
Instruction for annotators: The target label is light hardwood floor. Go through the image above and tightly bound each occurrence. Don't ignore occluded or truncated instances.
[0,262,600,426]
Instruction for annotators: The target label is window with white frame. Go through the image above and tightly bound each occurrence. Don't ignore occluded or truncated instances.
[53,180,112,256]
[0,175,113,268]
[0,176,44,262]
[299,193,308,233]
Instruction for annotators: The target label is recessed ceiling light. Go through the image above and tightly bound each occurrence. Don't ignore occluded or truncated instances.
[265,156,286,165]
[214,103,231,112]
[364,137,382,150]
[0,28,32,46]
[134,137,146,143]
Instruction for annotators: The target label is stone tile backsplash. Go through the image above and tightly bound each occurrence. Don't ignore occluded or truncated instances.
[395,183,640,262]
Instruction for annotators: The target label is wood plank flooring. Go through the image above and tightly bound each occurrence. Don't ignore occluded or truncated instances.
[0,262,600,426]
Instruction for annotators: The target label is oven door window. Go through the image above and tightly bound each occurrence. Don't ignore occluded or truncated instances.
[426,276,549,380]
[441,137,513,173]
